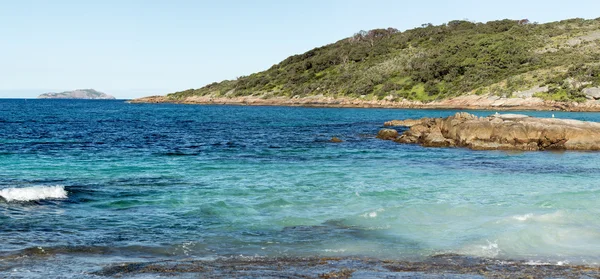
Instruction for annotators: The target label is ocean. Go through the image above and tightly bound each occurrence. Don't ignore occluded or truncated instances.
[2,99,600,277]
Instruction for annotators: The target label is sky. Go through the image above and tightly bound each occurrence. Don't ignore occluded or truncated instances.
[1,0,599,99]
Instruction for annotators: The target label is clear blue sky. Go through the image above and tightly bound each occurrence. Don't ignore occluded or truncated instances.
[1,0,598,99]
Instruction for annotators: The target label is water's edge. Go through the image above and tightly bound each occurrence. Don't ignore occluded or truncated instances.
[93,255,600,278]
[128,95,600,112]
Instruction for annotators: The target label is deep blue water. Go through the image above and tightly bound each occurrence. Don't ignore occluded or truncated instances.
[2,99,600,277]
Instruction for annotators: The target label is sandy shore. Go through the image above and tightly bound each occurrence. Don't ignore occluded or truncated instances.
[129,94,600,112]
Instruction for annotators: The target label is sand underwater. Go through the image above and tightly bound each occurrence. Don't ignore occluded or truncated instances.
[2,99,600,278]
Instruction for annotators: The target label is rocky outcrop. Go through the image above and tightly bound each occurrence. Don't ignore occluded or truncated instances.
[384,119,422,127]
[38,89,115,99]
[583,87,600,100]
[379,112,600,151]
[376,129,399,140]
[128,95,168,103]
[513,86,548,98]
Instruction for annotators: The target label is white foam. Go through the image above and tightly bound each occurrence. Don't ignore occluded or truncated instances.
[362,208,384,218]
[524,260,552,266]
[0,185,68,202]
[512,214,533,221]
[480,240,500,258]
[510,211,564,223]
[460,239,501,258]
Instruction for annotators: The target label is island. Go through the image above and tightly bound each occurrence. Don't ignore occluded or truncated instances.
[378,112,600,151]
[38,89,115,100]
[131,18,600,111]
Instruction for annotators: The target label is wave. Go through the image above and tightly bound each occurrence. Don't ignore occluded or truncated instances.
[510,211,565,223]
[0,185,68,202]
[458,239,501,258]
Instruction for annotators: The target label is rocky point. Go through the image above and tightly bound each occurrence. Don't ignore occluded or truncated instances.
[379,112,600,151]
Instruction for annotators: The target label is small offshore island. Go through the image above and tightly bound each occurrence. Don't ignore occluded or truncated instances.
[132,18,600,111]
[38,89,115,99]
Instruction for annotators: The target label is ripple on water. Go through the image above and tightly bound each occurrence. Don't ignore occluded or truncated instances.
[3,101,600,274]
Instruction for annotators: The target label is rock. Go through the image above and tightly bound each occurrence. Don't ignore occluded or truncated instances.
[129,92,600,112]
[330,137,343,143]
[490,113,530,120]
[422,129,454,147]
[384,119,422,127]
[583,87,600,100]
[376,129,399,140]
[454,112,478,120]
[383,112,600,151]
[513,86,548,98]
[566,30,600,46]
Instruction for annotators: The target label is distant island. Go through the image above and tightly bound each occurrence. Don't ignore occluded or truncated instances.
[38,89,115,99]
[131,18,600,111]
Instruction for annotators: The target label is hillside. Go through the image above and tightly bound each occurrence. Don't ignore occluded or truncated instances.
[38,89,115,99]
[134,18,600,110]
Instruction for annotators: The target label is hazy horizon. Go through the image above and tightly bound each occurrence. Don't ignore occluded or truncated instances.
[2,0,599,99]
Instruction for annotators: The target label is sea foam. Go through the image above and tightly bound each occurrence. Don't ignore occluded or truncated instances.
[0,185,68,202]
[511,211,564,223]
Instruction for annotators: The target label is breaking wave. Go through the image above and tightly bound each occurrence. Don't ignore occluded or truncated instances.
[0,185,68,202]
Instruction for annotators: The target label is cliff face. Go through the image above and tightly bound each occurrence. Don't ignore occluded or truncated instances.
[380,112,600,151]
[38,89,115,99]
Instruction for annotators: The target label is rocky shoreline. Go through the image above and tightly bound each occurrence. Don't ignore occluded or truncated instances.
[129,94,600,111]
[379,112,600,151]
[94,255,600,278]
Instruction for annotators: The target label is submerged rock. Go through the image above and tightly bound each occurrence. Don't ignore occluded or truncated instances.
[93,255,600,278]
[330,137,343,143]
[380,112,600,151]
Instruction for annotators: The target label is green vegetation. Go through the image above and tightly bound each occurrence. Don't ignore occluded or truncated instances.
[167,18,600,102]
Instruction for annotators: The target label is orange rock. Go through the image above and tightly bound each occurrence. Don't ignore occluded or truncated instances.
[330,137,343,143]
[376,129,399,140]
[386,112,600,151]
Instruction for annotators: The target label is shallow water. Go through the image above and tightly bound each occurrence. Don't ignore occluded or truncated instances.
[2,99,600,276]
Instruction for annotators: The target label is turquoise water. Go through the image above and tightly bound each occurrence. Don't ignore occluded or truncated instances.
[2,99,600,276]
